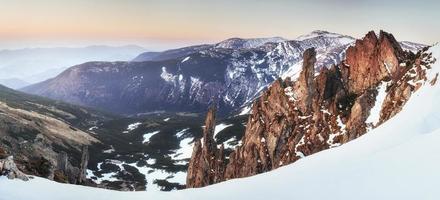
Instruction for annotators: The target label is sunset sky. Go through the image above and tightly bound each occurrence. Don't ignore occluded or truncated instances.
[0,0,438,50]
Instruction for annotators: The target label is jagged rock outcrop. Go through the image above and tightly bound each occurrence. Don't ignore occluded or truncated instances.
[378,46,437,125]
[78,146,89,184]
[294,48,317,113]
[186,107,226,188]
[343,31,404,94]
[187,31,434,187]
[0,156,29,181]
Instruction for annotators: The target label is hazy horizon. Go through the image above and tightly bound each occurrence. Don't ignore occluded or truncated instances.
[0,29,434,51]
[1,0,439,50]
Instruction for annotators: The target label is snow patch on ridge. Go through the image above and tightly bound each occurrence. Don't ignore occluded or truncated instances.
[214,123,233,137]
[223,136,242,150]
[143,131,159,143]
[181,56,190,63]
[160,67,174,82]
[238,105,252,115]
[296,30,353,42]
[170,128,194,163]
[123,122,142,133]
[366,82,388,128]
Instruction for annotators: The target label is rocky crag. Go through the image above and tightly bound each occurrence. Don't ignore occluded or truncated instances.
[187,31,436,187]
[186,107,226,188]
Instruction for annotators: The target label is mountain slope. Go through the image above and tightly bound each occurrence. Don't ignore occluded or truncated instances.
[0,84,112,184]
[214,37,286,49]
[22,31,357,115]
[0,78,30,89]
[1,43,439,200]
[0,45,146,84]
[132,45,212,62]
[132,37,287,62]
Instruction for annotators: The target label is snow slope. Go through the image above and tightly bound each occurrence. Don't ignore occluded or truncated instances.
[1,45,439,200]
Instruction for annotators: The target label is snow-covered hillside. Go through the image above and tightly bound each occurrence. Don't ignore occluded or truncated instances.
[23,31,356,115]
[214,37,287,49]
[1,44,439,200]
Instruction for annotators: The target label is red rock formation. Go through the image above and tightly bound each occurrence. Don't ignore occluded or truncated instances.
[186,31,433,188]
[379,48,436,125]
[343,31,405,94]
[186,107,225,188]
[294,48,317,113]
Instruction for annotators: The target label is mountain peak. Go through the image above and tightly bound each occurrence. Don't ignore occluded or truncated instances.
[344,30,405,94]
[215,37,286,49]
[310,30,332,34]
[296,30,354,41]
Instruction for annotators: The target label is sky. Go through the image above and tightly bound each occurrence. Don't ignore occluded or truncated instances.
[0,0,439,50]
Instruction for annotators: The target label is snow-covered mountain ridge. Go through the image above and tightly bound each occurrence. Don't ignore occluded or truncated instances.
[21,31,380,115]
[214,37,287,49]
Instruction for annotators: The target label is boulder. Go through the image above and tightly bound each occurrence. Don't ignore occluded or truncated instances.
[0,156,29,181]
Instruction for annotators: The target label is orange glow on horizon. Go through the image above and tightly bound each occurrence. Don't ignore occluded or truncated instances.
[0,0,438,47]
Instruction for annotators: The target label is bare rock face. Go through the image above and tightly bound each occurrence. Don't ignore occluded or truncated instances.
[223,50,345,181]
[187,31,434,187]
[186,107,226,188]
[78,146,89,184]
[294,48,317,113]
[0,156,29,181]
[225,79,291,179]
[0,147,7,159]
[343,31,404,94]
[379,47,436,125]
[343,89,376,141]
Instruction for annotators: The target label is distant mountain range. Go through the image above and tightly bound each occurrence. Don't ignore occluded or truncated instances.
[131,37,287,62]
[21,31,426,116]
[0,45,146,88]
[0,78,30,89]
